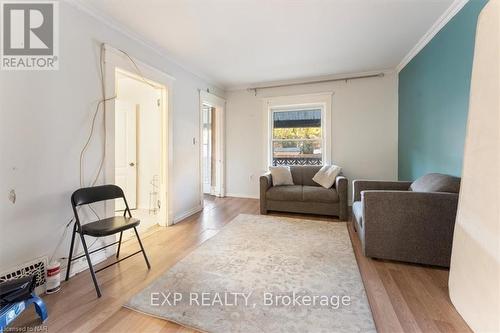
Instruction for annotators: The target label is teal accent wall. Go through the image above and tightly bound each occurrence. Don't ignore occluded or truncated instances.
[398,0,488,180]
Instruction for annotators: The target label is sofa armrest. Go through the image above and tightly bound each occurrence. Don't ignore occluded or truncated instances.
[335,176,348,220]
[361,190,459,266]
[260,173,272,214]
[352,180,412,202]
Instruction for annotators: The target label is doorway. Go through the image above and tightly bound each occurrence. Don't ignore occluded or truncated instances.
[114,69,164,232]
[199,91,226,207]
[201,103,215,195]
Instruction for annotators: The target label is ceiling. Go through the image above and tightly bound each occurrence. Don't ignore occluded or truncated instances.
[81,0,455,89]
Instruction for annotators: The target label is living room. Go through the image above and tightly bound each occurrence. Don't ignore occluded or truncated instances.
[0,0,498,332]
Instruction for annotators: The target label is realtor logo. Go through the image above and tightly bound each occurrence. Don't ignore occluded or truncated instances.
[1,1,59,70]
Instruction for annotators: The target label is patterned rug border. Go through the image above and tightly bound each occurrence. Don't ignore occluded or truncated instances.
[122,304,208,333]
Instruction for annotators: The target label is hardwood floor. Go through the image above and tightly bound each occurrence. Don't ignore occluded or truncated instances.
[15,197,470,332]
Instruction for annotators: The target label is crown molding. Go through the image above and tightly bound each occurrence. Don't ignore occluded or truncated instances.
[396,0,469,73]
[63,0,225,91]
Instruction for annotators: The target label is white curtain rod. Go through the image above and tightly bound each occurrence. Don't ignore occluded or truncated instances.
[247,72,385,95]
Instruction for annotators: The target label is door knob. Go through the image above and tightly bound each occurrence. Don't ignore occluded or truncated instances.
[129,162,135,167]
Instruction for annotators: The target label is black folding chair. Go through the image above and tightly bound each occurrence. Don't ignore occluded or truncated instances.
[65,184,151,297]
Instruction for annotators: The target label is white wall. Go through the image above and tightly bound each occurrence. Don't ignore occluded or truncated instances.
[0,2,223,272]
[116,75,162,212]
[449,1,500,331]
[225,72,399,201]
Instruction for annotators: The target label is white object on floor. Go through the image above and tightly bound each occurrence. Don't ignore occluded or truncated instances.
[449,1,500,332]
[46,261,61,294]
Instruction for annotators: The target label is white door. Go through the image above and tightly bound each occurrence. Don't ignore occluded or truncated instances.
[115,99,137,210]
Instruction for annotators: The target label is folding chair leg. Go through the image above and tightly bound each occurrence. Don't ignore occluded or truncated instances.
[116,231,123,258]
[134,227,151,269]
[65,222,77,281]
[79,233,102,298]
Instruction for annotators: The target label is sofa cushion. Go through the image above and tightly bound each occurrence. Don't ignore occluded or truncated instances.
[301,166,324,186]
[266,185,303,201]
[352,201,363,228]
[290,166,323,186]
[302,186,339,203]
[409,173,461,193]
[289,166,304,185]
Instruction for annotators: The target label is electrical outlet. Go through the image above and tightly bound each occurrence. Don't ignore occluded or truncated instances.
[8,189,16,204]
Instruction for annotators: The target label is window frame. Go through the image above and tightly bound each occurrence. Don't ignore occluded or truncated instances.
[263,93,333,169]
[270,106,325,166]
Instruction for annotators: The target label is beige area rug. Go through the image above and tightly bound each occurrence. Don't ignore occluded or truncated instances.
[125,214,376,333]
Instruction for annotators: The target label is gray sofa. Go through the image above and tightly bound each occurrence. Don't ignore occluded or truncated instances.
[351,173,461,267]
[260,166,348,220]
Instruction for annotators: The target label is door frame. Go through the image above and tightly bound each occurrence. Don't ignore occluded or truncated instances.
[199,90,226,206]
[103,44,175,227]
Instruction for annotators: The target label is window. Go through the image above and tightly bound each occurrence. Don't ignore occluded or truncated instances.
[271,108,324,166]
[264,93,332,168]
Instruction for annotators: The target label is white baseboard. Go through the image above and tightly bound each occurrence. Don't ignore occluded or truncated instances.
[225,193,259,199]
[61,245,108,280]
[174,205,203,224]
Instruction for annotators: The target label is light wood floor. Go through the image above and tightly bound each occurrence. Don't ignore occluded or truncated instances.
[16,196,470,332]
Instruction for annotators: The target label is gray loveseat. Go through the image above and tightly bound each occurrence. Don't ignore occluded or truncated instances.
[352,173,461,267]
[260,166,348,220]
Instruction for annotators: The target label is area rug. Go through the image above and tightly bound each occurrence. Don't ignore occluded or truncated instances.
[125,214,376,333]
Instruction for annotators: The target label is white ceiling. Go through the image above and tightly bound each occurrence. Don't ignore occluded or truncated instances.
[81,0,455,89]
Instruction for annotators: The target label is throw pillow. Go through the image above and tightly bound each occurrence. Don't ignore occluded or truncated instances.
[312,165,342,188]
[269,166,294,186]
[409,173,461,193]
